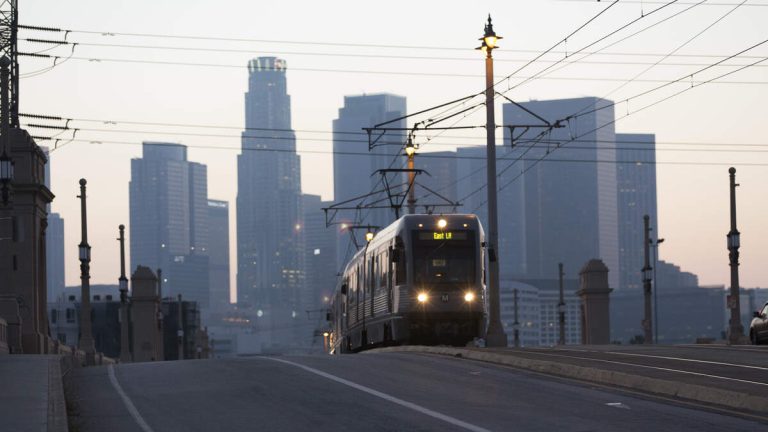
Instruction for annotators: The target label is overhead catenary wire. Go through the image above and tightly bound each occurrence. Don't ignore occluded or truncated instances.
[18,38,768,68]
[36,136,768,165]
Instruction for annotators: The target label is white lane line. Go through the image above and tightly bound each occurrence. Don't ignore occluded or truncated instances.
[520,351,768,387]
[605,402,630,409]
[678,344,768,354]
[605,351,768,371]
[260,357,493,432]
[107,365,155,432]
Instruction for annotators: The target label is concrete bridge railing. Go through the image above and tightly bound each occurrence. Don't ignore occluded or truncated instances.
[0,317,8,354]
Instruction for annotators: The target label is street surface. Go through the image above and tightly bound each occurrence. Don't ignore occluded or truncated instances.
[66,351,768,432]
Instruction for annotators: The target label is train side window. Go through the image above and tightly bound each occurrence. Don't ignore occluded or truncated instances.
[380,252,388,288]
[395,250,406,285]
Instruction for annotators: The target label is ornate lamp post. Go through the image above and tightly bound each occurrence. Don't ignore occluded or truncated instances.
[727,167,744,344]
[78,178,96,365]
[405,138,417,214]
[477,15,507,347]
[651,237,664,343]
[118,224,131,362]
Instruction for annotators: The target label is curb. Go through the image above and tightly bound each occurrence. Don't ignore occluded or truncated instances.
[47,357,69,432]
[370,346,768,414]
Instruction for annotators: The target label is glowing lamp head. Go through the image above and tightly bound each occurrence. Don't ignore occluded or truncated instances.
[323,332,330,337]
[417,292,428,303]
[464,292,475,302]
[405,140,416,157]
[365,231,375,242]
[478,15,502,51]
[437,218,447,229]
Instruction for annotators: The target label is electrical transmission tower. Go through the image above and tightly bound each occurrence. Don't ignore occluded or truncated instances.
[0,0,18,128]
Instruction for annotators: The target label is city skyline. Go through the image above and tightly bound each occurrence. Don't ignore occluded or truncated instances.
[26,0,768,294]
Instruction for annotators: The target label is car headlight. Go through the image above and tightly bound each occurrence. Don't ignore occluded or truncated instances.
[417,292,428,303]
[464,292,475,302]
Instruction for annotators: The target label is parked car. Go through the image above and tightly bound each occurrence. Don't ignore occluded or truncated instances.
[749,302,768,345]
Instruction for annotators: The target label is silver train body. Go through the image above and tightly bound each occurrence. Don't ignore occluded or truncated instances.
[329,214,486,353]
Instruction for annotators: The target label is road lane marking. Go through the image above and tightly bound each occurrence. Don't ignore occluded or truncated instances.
[516,351,768,387]
[260,357,493,432]
[605,351,768,371]
[108,365,155,432]
[605,402,630,409]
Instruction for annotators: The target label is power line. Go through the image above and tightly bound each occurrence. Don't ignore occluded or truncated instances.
[18,52,767,83]
[37,137,768,165]
[496,0,685,93]
[22,113,768,148]
[18,38,768,68]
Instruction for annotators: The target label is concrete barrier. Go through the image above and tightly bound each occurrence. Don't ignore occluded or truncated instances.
[0,317,8,354]
[370,346,768,414]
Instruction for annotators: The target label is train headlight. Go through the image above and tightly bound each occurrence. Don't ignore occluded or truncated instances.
[417,292,428,303]
[464,292,475,302]
[437,218,447,229]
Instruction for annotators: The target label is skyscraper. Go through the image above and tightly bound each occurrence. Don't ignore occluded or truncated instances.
[129,142,210,307]
[42,146,65,301]
[502,97,619,288]
[616,133,658,290]
[46,214,65,301]
[301,194,338,313]
[236,57,303,345]
[207,199,230,311]
[456,145,527,277]
[332,94,406,263]
[415,151,459,210]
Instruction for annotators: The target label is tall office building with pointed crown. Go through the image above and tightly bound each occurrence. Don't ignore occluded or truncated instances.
[236,57,304,348]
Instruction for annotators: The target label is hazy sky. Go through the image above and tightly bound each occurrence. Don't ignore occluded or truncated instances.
[22,0,768,299]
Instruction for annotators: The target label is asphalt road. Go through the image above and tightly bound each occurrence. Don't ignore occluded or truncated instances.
[66,352,768,432]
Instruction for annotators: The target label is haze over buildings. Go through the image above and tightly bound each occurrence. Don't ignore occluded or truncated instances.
[236,57,304,346]
[207,199,231,311]
[616,133,658,291]
[332,94,406,263]
[503,97,619,288]
[129,142,210,308]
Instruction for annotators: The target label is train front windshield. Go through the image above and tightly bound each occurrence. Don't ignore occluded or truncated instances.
[412,230,476,286]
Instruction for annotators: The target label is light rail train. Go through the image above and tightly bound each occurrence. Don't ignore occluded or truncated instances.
[328,214,486,353]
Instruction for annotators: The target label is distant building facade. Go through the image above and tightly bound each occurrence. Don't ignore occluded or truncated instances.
[236,57,304,350]
[302,194,337,313]
[415,151,459,211]
[46,213,65,301]
[332,94,406,264]
[500,279,582,347]
[129,142,210,308]
[456,145,526,277]
[207,200,230,311]
[616,133,658,291]
[49,285,121,357]
[501,97,619,288]
[42,146,66,302]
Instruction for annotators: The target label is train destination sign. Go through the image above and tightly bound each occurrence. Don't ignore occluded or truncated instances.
[417,231,468,241]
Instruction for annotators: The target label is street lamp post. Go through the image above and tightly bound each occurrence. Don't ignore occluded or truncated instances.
[513,288,520,348]
[118,224,131,363]
[78,178,96,365]
[651,237,664,343]
[478,15,508,347]
[727,167,745,344]
[405,138,417,214]
[642,215,653,344]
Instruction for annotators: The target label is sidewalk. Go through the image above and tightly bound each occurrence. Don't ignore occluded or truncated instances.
[0,355,68,432]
